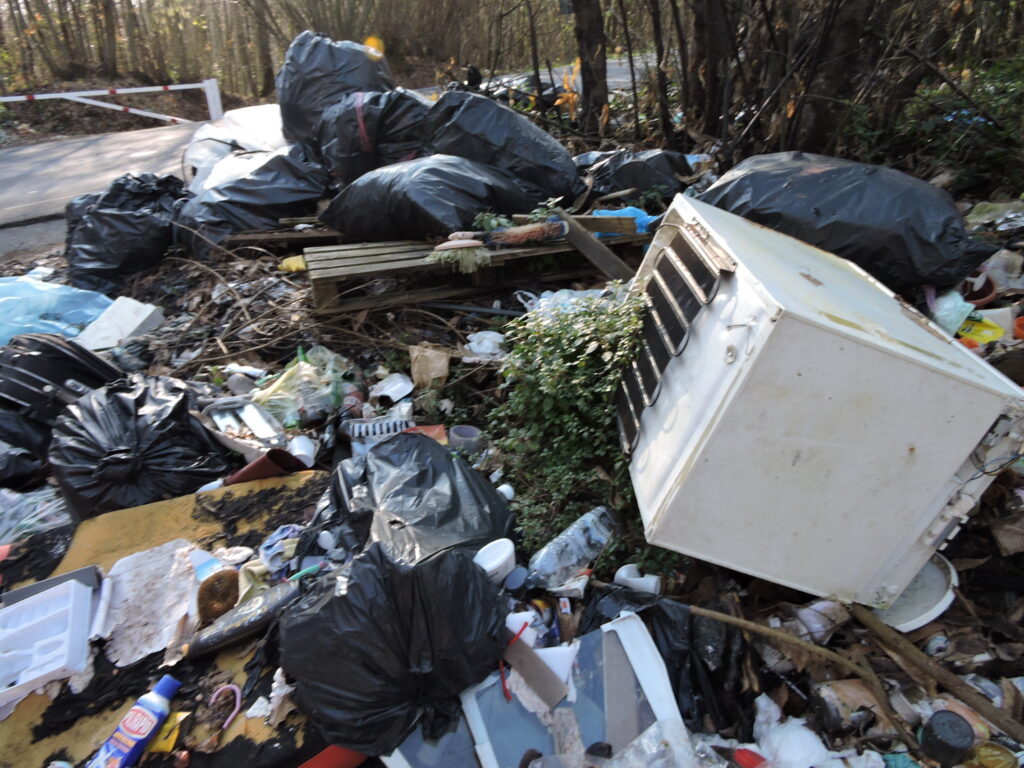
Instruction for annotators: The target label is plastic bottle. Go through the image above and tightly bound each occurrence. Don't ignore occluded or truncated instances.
[526,506,617,588]
[86,674,181,768]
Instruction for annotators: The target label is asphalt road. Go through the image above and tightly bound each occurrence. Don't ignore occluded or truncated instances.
[0,121,195,227]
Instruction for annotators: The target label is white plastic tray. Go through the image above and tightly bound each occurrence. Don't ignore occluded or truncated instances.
[0,579,92,708]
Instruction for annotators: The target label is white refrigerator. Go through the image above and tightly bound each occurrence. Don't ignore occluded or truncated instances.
[617,195,1024,607]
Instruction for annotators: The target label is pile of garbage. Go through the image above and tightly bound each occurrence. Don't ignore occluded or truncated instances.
[4,28,1024,768]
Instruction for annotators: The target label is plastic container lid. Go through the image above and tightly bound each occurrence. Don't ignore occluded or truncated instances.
[873,554,958,632]
[154,674,182,700]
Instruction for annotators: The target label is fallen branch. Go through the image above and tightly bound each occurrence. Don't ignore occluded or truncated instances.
[851,604,1024,745]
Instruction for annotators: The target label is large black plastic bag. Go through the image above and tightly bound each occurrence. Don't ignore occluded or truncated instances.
[321,432,514,565]
[280,544,506,755]
[176,144,329,257]
[318,89,430,185]
[276,31,395,146]
[65,173,186,295]
[320,154,536,240]
[49,374,230,518]
[424,91,582,202]
[574,149,692,199]
[698,152,997,293]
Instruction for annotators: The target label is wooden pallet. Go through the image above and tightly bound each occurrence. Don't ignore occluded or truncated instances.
[305,233,649,311]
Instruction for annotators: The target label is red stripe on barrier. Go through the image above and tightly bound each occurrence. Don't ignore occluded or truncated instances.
[170,119,178,124]
[163,85,170,91]
[108,88,117,95]
[25,94,34,101]
[122,106,130,112]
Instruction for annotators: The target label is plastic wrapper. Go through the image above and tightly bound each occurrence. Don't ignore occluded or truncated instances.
[251,345,356,428]
[318,89,431,185]
[65,173,187,295]
[320,154,536,240]
[280,544,506,755]
[424,91,582,202]
[0,276,112,345]
[574,149,693,199]
[175,144,329,258]
[320,432,515,565]
[185,104,289,194]
[0,408,51,460]
[0,438,42,488]
[698,152,997,293]
[48,374,231,518]
[276,31,395,146]
[0,486,73,544]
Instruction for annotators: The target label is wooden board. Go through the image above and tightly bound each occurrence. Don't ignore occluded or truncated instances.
[306,234,648,311]
[511,214,638,234]
[223,228,342,250]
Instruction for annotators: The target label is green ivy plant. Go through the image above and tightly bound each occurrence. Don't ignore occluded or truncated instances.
[472,211,513,232]
[488,285,681,574]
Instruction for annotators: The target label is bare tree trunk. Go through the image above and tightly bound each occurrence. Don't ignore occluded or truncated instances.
[644,0,677,148]
[571,0,608,134]
[666,0,690,108]
[98,0,118,77]
[615,0,641,139]
[523,0,545,100]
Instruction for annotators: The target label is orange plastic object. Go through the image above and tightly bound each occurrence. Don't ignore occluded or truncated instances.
[298,745,366,768]
[1014,316,1024,340]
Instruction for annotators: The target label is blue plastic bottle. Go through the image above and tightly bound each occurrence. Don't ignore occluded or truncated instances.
[86,674,181,768]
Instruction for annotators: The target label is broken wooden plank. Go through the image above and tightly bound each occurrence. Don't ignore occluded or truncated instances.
[554,207,634,280]
[223,228,342,249]
[511,214,638,234]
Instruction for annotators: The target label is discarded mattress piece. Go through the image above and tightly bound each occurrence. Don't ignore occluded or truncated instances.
[276,30,395,146]
[280,544,506,755]
[320,154,536,240]
[424,91,583,203]
[65,173,187,296]
[697,151,996,292]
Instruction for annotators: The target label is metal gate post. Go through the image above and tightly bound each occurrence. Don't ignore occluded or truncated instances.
[202,78,224,120]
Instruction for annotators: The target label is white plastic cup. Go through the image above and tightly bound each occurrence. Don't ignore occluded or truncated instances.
[287,435,317,468]
[450,424,482,454]
[496,484,515,501]
[473,538,516,585]
[614,563,662,595]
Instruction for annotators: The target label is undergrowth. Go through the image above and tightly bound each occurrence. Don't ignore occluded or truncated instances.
[487,285,683,577]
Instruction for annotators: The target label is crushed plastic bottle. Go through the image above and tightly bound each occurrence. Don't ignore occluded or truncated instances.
[526,506,617,588]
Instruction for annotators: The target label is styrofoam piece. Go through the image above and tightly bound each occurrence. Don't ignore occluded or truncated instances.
[74,296,165,350]
[534,644,578,683]
[0,579,92,711]
[505,611,538,648]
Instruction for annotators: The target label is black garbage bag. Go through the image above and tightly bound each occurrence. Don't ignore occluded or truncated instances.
[580,585,750,737]
[316,432,514,565]
[281,544,506,755]
[320,154,536,240]
[176,144,329,258]
[574,149,692,199]
[0,407,51,460]
[318,89,430,185]
[424,91,582,202]
[65,173,186,295]
[698,152,997,293]
[276,31,395,146]
[0,438,43,488]
[49,374,230,518]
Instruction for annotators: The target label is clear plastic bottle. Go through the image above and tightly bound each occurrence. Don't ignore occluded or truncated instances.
[527,506,617,588]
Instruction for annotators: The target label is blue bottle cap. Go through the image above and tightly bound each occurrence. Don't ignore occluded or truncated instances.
[154,674,182,700]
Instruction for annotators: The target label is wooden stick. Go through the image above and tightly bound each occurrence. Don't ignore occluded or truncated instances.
[554,207,634,280]
[511,214,638,234]
[851,604,1024,745]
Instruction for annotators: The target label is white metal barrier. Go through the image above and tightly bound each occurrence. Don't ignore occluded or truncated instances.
[0,78,223,124]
